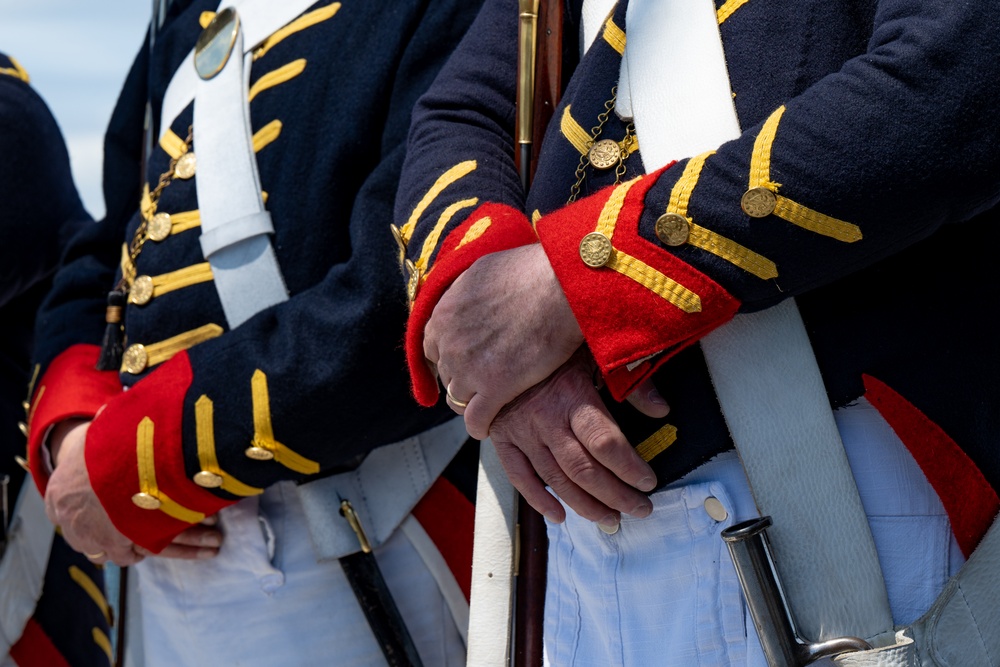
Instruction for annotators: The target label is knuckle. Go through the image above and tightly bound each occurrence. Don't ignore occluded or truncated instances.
[563,457,601,487]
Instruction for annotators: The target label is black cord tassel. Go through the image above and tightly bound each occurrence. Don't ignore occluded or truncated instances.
[96,290,126,371]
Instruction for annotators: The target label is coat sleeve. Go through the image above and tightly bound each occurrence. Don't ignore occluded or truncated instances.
[28,0,482,552]
[397,0,1000,402]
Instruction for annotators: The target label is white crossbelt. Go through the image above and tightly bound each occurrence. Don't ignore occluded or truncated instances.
[0,483,55,659]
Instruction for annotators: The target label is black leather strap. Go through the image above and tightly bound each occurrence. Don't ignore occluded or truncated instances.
[339,550,424,667]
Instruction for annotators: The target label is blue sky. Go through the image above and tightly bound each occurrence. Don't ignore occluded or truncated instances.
[1,0,151,218]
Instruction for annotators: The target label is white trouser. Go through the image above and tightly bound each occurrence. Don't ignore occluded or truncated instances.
[134,481,465,667]
[543,399,965,667]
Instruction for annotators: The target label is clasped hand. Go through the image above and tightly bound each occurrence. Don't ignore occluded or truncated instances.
[424,244,669,528]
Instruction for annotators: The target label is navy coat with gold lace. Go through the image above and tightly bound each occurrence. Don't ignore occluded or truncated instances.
[26,0,482,552]
[395,0,1000,556]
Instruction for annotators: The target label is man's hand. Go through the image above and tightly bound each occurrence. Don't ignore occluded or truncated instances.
[426,244,583,439]
[45,420,143,565]
[489,350,664,532]
[45,420,223,564]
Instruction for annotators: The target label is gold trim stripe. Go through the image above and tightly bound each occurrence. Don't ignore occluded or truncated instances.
[750,105,862,242]
[159,130,188,161]
[254,3,342,61]
[69,566,111,625]
[136,417,206,523]
[402,160,478,241]
[635,424,678,462]
[689,224,778,279]
[150,263,214,300]
[196,396,263,496]
[93,628,113,664]
[606,250,702,312]
[120,243,136,286]
[0,56,30,82]
[169,209,202,235]
[456,216,493,251]
[252,120,282,153]
[596,176,642,238]
[560,105,592,156]
[415,198,479,271]
[248,59,307,103]
[668,152,778,279]
[717,0,751,24]
[251,370,320,475]
[603,19,626,55]
[669,151,714,217]
[773,197,862,242]
[143,324,225,369]
[28,385,44,427]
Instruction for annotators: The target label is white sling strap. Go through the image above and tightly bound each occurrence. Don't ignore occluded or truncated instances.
[0,483,55,659]
[621,0,893,646]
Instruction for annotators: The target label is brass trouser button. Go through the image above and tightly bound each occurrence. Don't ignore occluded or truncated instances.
[194,471,224,488]
[704,496,729,522]
[121,344,149,375]
[148,212,172,241]
[132,492,162,510]
[175,152,197,180]
[245,445,274,461]
[579,232,613,267]
[130,275,154,305]
[655,213,691,246]
[741,187,777,218]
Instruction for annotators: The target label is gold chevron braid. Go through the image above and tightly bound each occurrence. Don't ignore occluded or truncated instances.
[196,395,263,496]
[135,417,206,523]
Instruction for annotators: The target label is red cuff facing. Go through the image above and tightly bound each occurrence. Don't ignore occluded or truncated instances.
[85,351,233,552]
[406,202,537,405]
[536,168,740,401]
[26,344,123,494]
[863,374,999,557]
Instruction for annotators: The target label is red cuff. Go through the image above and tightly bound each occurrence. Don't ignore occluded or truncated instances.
[26,344,122,494]
[406,202,537,405]
[85,351,233,552]
[536,169,740,401]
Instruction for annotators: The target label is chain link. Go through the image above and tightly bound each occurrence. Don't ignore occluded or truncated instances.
[115,125,193,292]
[567,88,636,203]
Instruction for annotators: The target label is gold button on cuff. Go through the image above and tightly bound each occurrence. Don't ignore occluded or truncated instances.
[193,471,224,488]
[121,344,149,375]
[741,187,777,218]
[148,212,172,241]
[18,421,28,437]
[245,445,275,461]
[655,213,691,247]
[132,492,162,510]
[405,260,421,304]
[194,6,240,80]
[579,232,613,267]
[704,496,728,522]
[15,455,30,472]
[175,152,197,180]
[130,275,154,305]
[22,400,31,412]
[588,139,621,170]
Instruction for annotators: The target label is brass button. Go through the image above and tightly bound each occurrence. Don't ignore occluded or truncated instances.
[130,275,154,305]
[245,445,274,461]
[598,520,620,535]
[579,232,613,267]
[741,187,777,218]
[704,496,728,522]
[175,152,197,180]
[22,400,31,412]
[18,421,28,437]
[194,471,224,488]
[405,260,421,304]
[121,344,148,375]
[132,492,162,510]
[390,224,406,253]
[148,212,172,241]
[15,455,30,472]
[194,6,240,80]
[588,139,621,170]
[655,213,691,246]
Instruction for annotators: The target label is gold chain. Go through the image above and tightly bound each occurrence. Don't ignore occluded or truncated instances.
[115,125,193,293]
[567,88,636,204]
